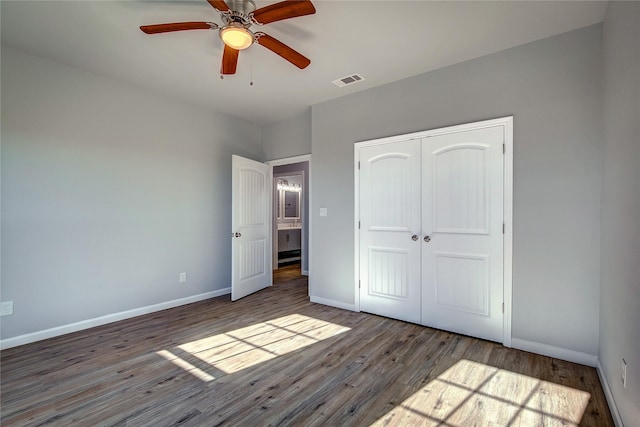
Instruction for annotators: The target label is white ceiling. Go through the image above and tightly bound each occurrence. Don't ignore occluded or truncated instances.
[1,1,607,125]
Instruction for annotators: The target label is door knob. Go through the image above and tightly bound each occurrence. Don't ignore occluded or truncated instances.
[424,235,431,242]
[411,234,419,241]
[235,232,242,238]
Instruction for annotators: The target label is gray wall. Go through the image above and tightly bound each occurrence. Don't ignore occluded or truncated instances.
[310,25,603,356]
[261,109,312,161]
[599,2,640,425]
[1,47,262,340]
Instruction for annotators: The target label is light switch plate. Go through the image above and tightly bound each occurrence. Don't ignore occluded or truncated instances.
[320,208,328,217]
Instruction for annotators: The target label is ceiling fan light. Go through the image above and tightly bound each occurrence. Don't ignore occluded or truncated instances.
[220,24,254,50]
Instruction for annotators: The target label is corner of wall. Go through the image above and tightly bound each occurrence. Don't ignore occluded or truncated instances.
[596,359,625,427]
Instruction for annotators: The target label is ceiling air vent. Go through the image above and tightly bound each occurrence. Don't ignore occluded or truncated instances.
[332,73,365,88]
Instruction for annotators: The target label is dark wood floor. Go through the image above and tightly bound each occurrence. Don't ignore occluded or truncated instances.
[1,265,614,426]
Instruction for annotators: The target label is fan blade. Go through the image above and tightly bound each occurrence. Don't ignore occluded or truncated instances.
[255,33,310,69]
[207,0,229,12]
[140,22,214,34]
[221,45,239,74]
[252,0,315,25]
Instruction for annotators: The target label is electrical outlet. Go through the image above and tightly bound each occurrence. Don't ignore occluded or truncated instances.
[622,359,627,388]
[0,301,14,316]
[179,273,187,284]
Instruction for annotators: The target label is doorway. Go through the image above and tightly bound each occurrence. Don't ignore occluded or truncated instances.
[274,172,303,273]
[267,155,311,283]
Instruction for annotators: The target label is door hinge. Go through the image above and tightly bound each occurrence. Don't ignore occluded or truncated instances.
[359,280,361,289]
[502,223,505,234]
[358,161,360,170]
[358,221,361,229]
[503,144,505,154]
[502,302,505,313]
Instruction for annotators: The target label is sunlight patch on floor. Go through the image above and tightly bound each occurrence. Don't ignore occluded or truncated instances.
[160,313,350,380]
[157,349,216,382]
[372,359,591,426]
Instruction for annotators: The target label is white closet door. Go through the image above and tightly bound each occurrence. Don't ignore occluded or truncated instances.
[232,155,272,301]
[421,126,504,342]
[359,140,422,323]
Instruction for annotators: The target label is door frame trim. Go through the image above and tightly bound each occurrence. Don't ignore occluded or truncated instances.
[354,117,513,347]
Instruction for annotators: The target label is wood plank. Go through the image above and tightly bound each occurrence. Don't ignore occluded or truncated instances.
[0,269,614,426]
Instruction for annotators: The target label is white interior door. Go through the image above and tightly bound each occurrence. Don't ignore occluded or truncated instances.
[232,155,272,301]
[358,140,422,324]
[421,126,504,342]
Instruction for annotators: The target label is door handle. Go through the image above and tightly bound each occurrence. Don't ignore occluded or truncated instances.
[411,234,419,241]
[234,232,242,238]
[424,235,431,242]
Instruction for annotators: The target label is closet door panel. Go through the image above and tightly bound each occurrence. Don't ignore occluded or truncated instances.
[433,145,489,234]
[421,126,504,343]
[359,140,422,324]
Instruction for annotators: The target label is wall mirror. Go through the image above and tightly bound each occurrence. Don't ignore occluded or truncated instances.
[283,190,300,218]
[276,177,302,220]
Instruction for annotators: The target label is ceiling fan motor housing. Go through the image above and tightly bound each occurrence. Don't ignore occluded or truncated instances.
[222,0,256,27]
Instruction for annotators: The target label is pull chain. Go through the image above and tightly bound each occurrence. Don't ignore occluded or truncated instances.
[249,48,254,86]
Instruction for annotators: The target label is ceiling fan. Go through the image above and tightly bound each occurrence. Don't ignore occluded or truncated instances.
[140,0,316,75]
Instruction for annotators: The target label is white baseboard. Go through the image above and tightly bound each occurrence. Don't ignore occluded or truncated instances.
[309,295,356,312]
[0,288,231,350]
[511,338,598,367]
[596,359,624,427]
